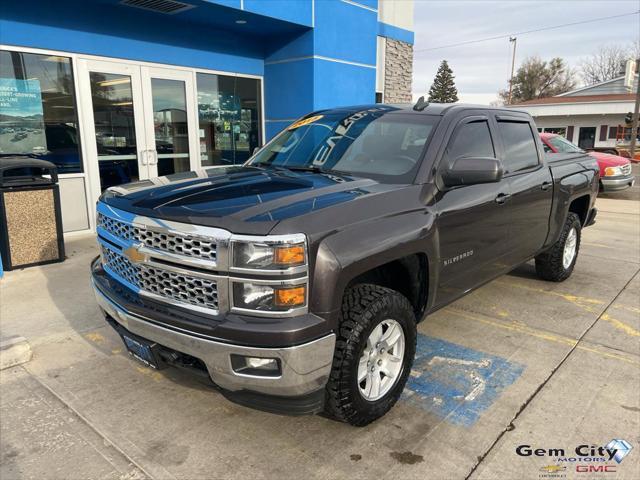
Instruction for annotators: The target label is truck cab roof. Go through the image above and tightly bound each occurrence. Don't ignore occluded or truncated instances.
[313,102,531,118]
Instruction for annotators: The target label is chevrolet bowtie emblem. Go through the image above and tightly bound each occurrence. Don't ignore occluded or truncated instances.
[539,465,565,473]
[123,244,147,264]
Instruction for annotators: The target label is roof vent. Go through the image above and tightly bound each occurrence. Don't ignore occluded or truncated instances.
[120,0,195,15]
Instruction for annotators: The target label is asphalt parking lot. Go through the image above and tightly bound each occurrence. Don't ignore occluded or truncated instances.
[1,187,639,479]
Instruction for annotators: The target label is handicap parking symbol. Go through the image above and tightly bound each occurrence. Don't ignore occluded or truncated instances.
[402,335,525,427]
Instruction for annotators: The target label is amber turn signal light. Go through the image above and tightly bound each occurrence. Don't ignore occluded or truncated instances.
[274,286,306,307]
[274,245,305,265]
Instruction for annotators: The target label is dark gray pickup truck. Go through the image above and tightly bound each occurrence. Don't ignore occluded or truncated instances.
[92,103,598,426]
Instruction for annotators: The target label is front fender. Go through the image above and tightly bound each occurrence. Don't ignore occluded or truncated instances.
[310,209,438,329]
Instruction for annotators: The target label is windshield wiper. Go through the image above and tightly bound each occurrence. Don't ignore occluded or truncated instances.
[281,165,325,173]
[253,163,350,176]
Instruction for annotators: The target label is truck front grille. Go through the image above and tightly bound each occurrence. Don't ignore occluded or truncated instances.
[97,213,217,262]
[101,246,219,311]
[620,164,632,176]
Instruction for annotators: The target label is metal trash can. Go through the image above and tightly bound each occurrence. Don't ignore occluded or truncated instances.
[0,157,65,271]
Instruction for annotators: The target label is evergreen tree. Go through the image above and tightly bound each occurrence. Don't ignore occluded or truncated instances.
[428,60,459,103]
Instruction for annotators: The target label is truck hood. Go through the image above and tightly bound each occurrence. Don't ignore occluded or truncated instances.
[100,166,410,236]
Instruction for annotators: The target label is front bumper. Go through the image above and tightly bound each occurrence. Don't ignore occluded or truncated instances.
[601,174,635,191]
[93,279,335,408]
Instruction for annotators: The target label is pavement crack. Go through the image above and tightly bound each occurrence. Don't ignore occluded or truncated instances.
[20,365,165,480]
[464,268,640,480]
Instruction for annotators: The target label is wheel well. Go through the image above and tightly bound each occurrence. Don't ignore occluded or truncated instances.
[346,254,429,320]
[569,195,590,225]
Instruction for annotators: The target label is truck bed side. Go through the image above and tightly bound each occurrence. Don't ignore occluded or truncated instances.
[545,152,599,249]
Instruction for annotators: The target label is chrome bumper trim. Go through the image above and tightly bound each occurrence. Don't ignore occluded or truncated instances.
[93,281,335,397]
[601,175,635,191]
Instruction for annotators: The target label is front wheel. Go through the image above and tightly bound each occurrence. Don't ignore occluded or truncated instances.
[324,284,417,426]
[535,212,581,282]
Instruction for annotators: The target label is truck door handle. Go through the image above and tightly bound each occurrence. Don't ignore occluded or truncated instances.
[541,181,552,191]
[495,193,511,204]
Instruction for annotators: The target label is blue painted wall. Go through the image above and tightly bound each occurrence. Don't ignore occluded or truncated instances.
[1,0,414,140]
[0,0,268,75]
[262,0,379,137]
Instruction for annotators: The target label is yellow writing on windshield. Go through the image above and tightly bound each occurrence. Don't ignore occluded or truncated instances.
[287,115,324,131]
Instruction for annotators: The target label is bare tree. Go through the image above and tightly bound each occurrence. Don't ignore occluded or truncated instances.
[579,45,634,85]
[498,56,576,104]
[629,38,640,61]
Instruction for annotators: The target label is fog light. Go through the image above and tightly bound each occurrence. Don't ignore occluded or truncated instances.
[230,355,281,377]
[274,286,306,307]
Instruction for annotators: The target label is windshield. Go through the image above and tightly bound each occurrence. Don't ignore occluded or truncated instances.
[247,107,439,183]
[547,135,583,153]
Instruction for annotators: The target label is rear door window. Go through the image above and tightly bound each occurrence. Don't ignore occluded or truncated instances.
[497,121,540,173]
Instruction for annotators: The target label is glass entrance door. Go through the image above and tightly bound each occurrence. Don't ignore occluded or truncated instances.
[79,60,200,207]
[79,59,148,193]
[140,67,199,178]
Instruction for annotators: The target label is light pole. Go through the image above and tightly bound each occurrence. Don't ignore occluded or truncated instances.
[629,69,640,158]
[508,37,517,105]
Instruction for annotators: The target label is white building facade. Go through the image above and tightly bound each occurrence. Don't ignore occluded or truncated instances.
[512,63,638,153]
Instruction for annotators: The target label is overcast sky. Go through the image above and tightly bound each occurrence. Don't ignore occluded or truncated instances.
[412,0,640,104]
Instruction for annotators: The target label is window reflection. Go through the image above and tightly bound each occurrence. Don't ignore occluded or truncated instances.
[0,50,82,173]
[89,72,139,190]
[151,78,190,176]
[197,73,261,166]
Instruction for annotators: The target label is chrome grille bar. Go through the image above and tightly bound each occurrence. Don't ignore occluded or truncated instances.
[98,213,218,263]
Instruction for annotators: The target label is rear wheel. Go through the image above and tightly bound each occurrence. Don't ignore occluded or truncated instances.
[535,213,581,282]
[324,284,416,426]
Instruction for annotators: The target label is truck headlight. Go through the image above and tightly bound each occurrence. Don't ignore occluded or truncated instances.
[231,234,307,271]
[232,282,307,311]
[604,166,623,176]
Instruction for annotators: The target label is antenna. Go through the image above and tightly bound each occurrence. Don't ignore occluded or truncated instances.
[413,96,429,111]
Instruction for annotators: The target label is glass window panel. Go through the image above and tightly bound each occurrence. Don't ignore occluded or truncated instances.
[150,78,190,176]
[497,121,539,173]
[197,73,261,167]
[0,50,82,173]
[234,76,261,164]
[446,121,495,162]
[89,72,139,190]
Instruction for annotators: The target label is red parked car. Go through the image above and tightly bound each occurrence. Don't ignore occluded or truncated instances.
[539,133,635,192]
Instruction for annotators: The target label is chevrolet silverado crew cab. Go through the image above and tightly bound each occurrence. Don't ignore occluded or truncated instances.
[92,102,598,426]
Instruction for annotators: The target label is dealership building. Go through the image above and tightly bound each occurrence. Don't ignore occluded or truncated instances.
[0,0,414,234]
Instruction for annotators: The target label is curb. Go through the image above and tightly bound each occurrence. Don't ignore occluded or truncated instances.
[0,336,33,370]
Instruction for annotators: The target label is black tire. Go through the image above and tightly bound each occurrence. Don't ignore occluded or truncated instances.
[535,213,581,282]
[324,284,417,426]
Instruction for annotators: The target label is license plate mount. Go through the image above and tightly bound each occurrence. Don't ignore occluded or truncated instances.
[120,332,163,369]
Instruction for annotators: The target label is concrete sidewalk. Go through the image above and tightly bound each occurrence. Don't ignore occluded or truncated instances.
[1,196,638,480]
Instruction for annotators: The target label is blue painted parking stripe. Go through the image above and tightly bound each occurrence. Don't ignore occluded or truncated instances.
[403,335,525,427]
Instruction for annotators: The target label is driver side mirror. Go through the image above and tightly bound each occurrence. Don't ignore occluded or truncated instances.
[442,156,504,187]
